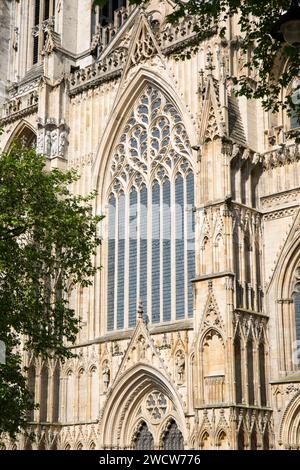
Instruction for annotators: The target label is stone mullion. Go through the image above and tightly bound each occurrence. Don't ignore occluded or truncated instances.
[50,0,55,17]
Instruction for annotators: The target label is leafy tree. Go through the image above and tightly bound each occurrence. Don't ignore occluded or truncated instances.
[0,143,102,440]
[96,0,300,129]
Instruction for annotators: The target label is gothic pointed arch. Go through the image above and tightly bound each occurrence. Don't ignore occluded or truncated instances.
[160,418,184,450]
[4,120,36,152]
[268,208,300,373]
[199,430,210,450]
[93,67,197,193]
[216,429,229,450]
[99,364,187,450]
[97,70,196,331]
[279,391,300,449]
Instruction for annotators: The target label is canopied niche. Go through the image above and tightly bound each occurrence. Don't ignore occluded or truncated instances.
[202,330,225,404]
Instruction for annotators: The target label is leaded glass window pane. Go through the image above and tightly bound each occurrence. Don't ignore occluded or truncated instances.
[162,420,184,450]
[129,188,138,327]
[133,422,154,450]
[107,194,116,331]
[117,192,125,329]
[163,179,171,322]
[186,171,195,317]
[140,185,148,318]
[152,181,160,324]
[176,175,184,320]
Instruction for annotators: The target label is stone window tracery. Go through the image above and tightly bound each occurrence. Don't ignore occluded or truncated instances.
[162,420,184,450]
[132,421,154,450]
[107,85,195,331]
[145,391,167,421]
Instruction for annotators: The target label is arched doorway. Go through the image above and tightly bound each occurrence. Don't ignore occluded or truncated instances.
[99,364,186,449]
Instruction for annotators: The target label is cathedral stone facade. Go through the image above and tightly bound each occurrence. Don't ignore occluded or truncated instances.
[0,0,300,451]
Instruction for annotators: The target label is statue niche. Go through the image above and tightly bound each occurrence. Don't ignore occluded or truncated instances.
[202,330,225,404]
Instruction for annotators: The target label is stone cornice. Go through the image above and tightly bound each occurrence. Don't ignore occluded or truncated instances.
[67,16,200,96]
[68,320,194,349]
[69,69,122,97]
[0,103,38,126]
[260,187,300,209]
[262,207,297,221]
[262,143,300,170]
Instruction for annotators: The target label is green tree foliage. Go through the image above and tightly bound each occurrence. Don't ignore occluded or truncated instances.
[0,143,102,439]
[99,0,300,126]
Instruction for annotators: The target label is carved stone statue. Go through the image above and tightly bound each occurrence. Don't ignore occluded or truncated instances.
[58,129,67,157]
[36,131,44,154]
[175,350,185,382]
[50,129,58,157]
[137,335,146,360]
[45,130,51,156]
[102,361,110,390]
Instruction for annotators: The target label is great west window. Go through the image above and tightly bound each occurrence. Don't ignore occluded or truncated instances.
[106,85,195,330]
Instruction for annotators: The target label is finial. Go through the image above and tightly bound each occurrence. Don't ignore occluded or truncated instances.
[206,52,215,75]
[137,299,144,320]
